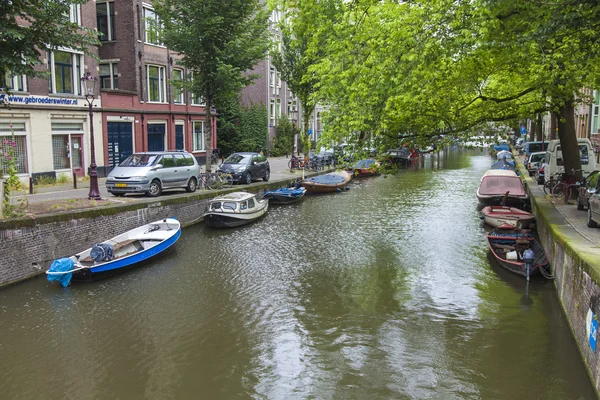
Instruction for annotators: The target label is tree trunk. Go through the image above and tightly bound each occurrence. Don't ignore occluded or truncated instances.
[550,113,557,140]
[557,98,583,181]
[529,120,535,142]
[205,96,213,173]
[536,114,543,141]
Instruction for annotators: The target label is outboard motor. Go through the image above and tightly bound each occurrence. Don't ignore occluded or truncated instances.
[522,249,535,281]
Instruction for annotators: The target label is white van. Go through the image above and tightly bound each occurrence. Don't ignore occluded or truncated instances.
[544,138,597,183]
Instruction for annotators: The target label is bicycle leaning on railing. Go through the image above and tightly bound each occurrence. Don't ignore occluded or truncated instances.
[199,171,233,190]
[551,168,583,204]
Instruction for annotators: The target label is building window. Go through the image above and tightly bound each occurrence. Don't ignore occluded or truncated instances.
[275,99,281,119]
[192,95,205,106]
[269,66,275,88]
[97,1,116,41]
[3,72,26,92]
[144,7,162,45]
[0,122,28,174]
[173,69,184,104]
[63,4,81,25]
[269,99,275,124]
[100,63,118,89]
[147,65,165,102]
[52,135,70,169]
[193,121,205,151]
[49,51,83,95]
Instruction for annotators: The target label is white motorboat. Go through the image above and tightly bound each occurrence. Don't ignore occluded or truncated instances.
[204,192,269,228]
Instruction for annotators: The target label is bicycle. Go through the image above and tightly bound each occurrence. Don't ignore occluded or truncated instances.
[288,155,307,172]
[542,172,561,196]
[552,169,583,203]
[199,172,232,190]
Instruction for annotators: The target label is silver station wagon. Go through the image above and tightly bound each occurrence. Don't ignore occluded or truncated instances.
[106,151,200,197]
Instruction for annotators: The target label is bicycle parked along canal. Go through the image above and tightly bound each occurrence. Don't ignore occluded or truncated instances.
[200,172,233,190]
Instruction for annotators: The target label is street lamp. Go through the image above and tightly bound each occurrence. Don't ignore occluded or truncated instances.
[81,72,102,200]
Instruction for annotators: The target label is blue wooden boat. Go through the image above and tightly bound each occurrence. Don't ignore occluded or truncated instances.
[263,186,307,204]
[46,217,181,286]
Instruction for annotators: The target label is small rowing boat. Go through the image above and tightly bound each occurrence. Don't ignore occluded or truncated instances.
[46,217,181,287]
[302,171,352,194]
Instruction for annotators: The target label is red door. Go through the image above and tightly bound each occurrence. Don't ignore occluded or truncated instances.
[71,135,85,177]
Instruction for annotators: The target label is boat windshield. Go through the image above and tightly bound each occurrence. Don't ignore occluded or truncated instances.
[119,154,160,167]
[210,201,237,210]
[223,154,251,165]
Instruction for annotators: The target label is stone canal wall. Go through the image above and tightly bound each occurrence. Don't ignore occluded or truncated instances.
[0,180,291,288]
[524,175,600,395]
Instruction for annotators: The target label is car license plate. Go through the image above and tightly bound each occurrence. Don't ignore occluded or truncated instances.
[115,183,127,188]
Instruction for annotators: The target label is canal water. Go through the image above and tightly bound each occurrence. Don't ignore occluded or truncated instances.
[0,149,596,399]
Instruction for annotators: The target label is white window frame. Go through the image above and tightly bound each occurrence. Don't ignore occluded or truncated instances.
[269,99,275,124]
[4,72,27,92]
[64,4,81,25]
[269,66,275,88]
[276,99,281,119]
[100,62,118,90]
[173,69,184,104]
[192,95,205,106]
[143,5,163,46]
[146,65,166,103]
[192,121,205,151]
[48,50,84,95]
[97,1,115,41]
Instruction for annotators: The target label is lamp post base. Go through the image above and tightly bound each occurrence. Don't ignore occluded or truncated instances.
[88,169,102,200]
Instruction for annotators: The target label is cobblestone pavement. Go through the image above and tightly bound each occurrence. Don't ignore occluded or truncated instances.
[10,156,309,206]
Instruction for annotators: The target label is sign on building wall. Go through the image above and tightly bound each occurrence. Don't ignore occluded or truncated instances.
[0,94,79,106]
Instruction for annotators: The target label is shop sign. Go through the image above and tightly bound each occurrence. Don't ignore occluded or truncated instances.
[0,93,79,106]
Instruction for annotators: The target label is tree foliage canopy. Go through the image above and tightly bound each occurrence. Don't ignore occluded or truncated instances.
[0,0,98,83]
[299,0,600,173]
[155,0,270,170]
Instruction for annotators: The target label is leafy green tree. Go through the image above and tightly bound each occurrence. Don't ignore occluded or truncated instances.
[310,0,600,179]
[271,0,340,157]
[238,102,267,153]
[0,0,98,84]
[155,0,270,171]
[271,115,293,157]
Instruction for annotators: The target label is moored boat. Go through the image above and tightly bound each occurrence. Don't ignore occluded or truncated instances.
[302,170,352,194]
[480,205,534,228]
[477,174,529,207]
[204,191,268,228]
[347,159,380,177]
[486,225,549,280]
[263,186,306,205]
[46,217,181,287]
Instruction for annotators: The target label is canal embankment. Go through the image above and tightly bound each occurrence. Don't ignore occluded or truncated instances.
[517,156,600,396]
[0,156,318,288]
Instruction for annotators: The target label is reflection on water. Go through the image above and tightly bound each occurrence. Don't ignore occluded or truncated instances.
[0,148,595,399]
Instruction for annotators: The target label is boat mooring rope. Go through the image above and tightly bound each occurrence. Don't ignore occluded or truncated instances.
[539,264,555,280]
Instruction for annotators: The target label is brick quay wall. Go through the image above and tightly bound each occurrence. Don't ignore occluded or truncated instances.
[522,169,600,396]
[0,180,293,288]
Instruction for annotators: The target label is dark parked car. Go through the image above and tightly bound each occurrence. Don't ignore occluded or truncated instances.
[578,170,600,211]
[216,152,270,184]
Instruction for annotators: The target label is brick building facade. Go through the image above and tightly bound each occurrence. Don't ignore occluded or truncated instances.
[1,0,215,186]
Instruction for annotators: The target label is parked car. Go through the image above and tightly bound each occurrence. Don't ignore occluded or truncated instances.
[106,150,200,197]
[587,177,600,227]
[526,151,546,177]
[216,152,270,184]
[577,170,600,210]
